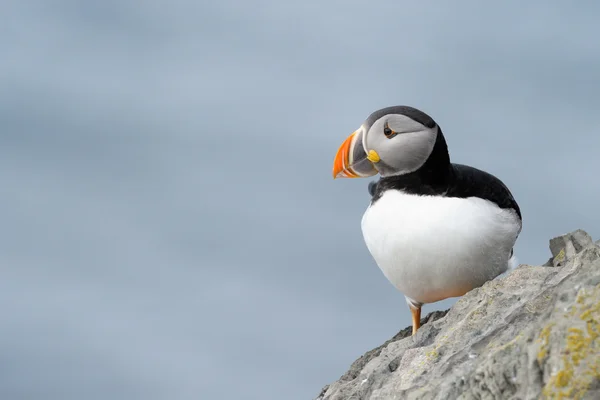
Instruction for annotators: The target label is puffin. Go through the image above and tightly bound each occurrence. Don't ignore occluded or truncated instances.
[332,106,522,335]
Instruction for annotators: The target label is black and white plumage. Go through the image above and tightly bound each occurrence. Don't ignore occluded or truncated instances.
[332,106,522,335]
[367,180,379,197]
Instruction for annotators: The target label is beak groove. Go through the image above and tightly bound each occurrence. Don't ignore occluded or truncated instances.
[332,130,378,179]
[332,132,359,179]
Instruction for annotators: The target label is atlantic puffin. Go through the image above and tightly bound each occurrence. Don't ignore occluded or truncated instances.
[332,106,522,335]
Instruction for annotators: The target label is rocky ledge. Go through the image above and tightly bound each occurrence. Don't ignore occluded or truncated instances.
[316,230,600,400]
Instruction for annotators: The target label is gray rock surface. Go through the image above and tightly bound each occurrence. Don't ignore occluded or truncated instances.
[316,230,600,400]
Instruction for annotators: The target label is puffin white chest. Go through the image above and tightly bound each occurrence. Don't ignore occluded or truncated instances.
[361,190,521,304]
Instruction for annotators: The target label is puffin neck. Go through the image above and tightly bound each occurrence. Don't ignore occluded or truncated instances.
[373,128,452,198]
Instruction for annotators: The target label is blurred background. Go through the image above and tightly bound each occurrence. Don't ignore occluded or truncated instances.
[2,1,600,399]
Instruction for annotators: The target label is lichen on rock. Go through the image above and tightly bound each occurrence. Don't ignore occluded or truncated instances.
[316,230,600,400]
[540,284,600,399]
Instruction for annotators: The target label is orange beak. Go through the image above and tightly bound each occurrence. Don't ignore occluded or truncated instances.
[332,131,378,179]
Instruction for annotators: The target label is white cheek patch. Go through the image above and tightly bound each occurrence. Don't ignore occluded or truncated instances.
[362,116,439,177]
[380,128,438,176]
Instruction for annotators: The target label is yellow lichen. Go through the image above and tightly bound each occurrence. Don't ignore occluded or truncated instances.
[555,368,572,387]
[542,284,600,399]
[554,248,566,264]
[425,349,438,359]
[566,328,585,366]
[537,323,554,363]
[490,334,522,353]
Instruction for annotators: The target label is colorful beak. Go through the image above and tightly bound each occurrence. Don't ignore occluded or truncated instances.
[332,130,379,179]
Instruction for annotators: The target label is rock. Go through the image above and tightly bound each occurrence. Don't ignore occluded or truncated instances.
[337,310,448,383]
[316,230,600,400]
[549,230,593,267]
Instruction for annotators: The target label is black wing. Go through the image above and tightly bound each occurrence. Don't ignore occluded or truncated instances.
[449,163,521,220]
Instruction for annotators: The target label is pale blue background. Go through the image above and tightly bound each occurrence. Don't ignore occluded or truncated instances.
[2,1,600,399]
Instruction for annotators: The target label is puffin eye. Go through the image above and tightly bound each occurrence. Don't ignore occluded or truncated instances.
[383,122,394,138]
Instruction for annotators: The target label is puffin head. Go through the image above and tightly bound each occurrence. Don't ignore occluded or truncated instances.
[332,106,442,179]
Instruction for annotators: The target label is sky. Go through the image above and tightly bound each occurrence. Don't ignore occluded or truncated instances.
[2,1,600,399]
